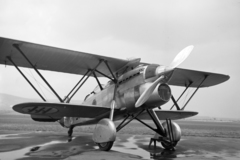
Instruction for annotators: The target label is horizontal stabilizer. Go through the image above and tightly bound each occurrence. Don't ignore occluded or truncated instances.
[138,110,198,120]
[13,102,113,118]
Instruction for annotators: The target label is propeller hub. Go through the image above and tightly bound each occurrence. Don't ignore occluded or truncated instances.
[135,45,194,108]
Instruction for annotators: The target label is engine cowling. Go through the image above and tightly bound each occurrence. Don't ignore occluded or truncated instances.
[157,84,171,102]
[144,83,171,107]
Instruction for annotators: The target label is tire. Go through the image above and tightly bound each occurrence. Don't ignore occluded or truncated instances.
[97,141,114,151]
[161,141,178,150]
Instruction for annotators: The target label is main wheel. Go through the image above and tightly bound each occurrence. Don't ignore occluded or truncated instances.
[161,141,178,150]
[97,141,114,151]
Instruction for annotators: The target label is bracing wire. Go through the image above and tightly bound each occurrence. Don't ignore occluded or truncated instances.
[23,68,55,98]
[28,69,46,98]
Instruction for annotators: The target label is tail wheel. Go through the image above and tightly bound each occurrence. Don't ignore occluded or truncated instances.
[97,141,114,151]
[161,141,178,150]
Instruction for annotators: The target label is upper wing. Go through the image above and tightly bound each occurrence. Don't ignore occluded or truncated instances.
[0,37,229,85]
[168,68,230,88]
[13,102,113,119]
[138,110,198,120]
[0,37,132,77]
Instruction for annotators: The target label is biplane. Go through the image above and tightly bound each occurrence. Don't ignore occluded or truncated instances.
[0,37,229,151]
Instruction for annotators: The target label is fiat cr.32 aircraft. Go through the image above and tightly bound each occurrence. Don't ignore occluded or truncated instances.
[0,37,229,151]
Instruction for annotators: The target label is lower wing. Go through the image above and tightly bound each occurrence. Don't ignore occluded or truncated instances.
[13,102,113,120]
[138,110,198,120]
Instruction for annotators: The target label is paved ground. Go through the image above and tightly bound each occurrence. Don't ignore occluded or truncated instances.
[0,131,240,160]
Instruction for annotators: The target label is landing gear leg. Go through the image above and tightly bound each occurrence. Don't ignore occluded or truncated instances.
[93,118,116,151]
[68,126,74,137]
[93,81,118,151]
[144,110,179,150]
[161,119,181,150]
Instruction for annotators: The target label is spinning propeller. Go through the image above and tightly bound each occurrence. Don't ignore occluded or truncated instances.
[135,45,194,108]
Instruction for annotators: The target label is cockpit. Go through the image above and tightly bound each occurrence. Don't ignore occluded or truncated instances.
[84,80,113,101]
[92,84,105,93]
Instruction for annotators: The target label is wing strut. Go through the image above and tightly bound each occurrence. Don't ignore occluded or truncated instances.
[170,96,180,110]
[64,59,119,102]
[64,70,91,102]
[103,60,117,82]
[13,44,63,102]
[8,44,119,103]
[65,60,103,102]
[6,56,46,101]
[92,69,103,90]
[181,76,208,110]
[170,82,192,110]
[94,69,115,82]
[170,76,208,110]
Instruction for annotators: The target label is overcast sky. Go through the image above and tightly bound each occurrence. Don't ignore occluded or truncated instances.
[0,0,239,119]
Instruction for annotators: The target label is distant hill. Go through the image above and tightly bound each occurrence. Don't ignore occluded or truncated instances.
[187,115,240,122]
[0,93,40,111]
[0,93,82,112]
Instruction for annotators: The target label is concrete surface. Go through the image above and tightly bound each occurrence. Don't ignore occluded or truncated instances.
[0,131,239,160]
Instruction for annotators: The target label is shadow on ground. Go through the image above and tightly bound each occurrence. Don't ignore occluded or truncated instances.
[0,131,240,160]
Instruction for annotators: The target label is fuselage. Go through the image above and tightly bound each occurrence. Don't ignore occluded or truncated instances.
[60,64,172,128]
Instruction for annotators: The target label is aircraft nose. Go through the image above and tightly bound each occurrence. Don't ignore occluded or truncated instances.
[155,65,174,83]
[155,65,166,76]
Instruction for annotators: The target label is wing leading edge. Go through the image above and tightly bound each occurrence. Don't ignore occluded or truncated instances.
[0,37,130,77]
[168,68,230,88]
[13,102,114,119]
[138,110,198,120]
[0,37,229,87]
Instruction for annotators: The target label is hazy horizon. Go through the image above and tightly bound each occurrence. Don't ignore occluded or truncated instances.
[0,92,238,120]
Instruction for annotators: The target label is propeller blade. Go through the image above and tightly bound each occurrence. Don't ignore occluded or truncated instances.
[167,45,194,70]
[156,45,194,76]
[135,76,164,108]
[135,45,194,108]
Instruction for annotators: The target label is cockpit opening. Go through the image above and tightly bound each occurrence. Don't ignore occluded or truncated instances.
[84,80,113,101]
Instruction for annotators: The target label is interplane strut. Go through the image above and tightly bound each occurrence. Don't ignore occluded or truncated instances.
[170,82,192,110]
[170,76,208,111]
[13,44,64,102]
[8,45,119,104]
[6,56,46,101]
[63,70,90,102]
[181,76,208,110]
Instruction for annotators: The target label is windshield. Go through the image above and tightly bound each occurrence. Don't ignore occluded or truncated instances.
[93,80,113,93]
[84,81,113,101]
[93,83,107,93]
